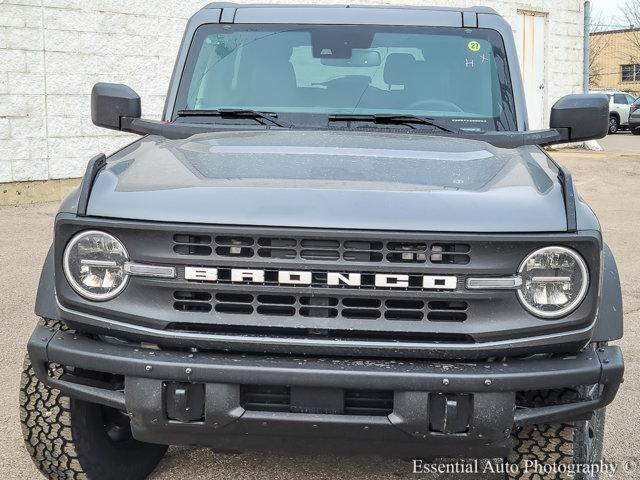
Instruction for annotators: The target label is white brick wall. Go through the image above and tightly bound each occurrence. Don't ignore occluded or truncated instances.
[0,0,585,183]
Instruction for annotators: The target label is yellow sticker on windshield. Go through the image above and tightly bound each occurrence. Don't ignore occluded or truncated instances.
[468,41,481,52]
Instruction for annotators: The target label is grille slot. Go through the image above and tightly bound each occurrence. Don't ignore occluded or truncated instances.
[301,249,340,261]
[385,299,426,321]
[173,234,212,256]
[344,390,394,416]
[300,306,339,318]
[257,305,296,316]
[173,291,212,312]
[386,242,428,263]
[240,386,393,416]
[342,308,380,319]
[427,300,469,322]
[173,291,468,323]
[214,293,254,315]
[241,385,291,412]
[171,234,472,265]
[215,246,253,257]
[429,244,471,264]
[215,236,254,257]
[173,302,212,313]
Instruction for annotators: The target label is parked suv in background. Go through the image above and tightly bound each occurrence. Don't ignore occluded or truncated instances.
[21,4,622,480]
[628,97,640,134]
[590,89,637,134]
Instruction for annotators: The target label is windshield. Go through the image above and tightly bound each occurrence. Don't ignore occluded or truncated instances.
[175,24,517,131]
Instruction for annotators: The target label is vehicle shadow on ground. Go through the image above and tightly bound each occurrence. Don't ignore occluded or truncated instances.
[151,447,505,480]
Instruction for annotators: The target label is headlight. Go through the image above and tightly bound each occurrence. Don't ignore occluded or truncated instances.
[517,246,589,318]
[63,230,129,301]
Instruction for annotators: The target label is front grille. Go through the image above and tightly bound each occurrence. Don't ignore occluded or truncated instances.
[174,291,468,322]
[57,218,601,358]
[173,234,470,265]
[240,385,393,416]
[240,385,291,412]
[343,389,394,416]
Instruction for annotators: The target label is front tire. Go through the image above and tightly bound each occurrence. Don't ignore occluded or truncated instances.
[608,115,619,134]
[19,354,168,480]
[507,389,605,480]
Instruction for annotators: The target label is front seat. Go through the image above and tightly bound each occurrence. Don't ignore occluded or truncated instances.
[238,41,298,108]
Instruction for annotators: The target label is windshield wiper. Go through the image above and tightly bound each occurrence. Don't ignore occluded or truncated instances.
[176,109,292,128]
[328,113,460,134]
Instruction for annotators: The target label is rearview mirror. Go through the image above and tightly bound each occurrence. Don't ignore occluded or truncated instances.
[91,83,141,131]
[550,94,609,143]
[321,50,382,67]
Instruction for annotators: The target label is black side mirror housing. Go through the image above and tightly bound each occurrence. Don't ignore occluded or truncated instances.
[91,83,141,131]
[550,93,609,143]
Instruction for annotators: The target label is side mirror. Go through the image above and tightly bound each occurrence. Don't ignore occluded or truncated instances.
[91,83,141,131]
[550,94,609,143]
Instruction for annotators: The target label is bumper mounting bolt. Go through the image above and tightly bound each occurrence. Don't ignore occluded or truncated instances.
[185,368,193,374]
[442,378,450,386]
[484,379,492,386]
[145,365,152,372]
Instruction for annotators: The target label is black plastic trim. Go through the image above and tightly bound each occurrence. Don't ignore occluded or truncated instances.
[34,245,57,319]
[592,243,624,342]
[76,153,106,217]
[558,166,578,233]
[220,7,236,23]
[28,324,623,428]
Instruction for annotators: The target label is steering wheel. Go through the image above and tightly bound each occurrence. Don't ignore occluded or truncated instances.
[407,99,464,112]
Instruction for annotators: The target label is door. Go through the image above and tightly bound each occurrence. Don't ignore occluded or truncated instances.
[516,11,547,130]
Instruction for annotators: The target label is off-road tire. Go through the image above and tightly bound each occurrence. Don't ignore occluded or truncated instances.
[507,389,606,480]
[19,319,168,480]
[632,128,640,135]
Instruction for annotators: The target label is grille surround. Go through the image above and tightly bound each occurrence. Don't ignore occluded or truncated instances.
[54,217,602,358]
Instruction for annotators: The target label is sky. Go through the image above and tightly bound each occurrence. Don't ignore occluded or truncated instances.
[589,0,631,30]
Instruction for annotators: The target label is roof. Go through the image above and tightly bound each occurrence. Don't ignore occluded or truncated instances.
[203,2,499,15]
[198,3,499,27]
[591,27,640,36]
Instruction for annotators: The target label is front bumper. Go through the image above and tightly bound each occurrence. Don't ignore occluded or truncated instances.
[28,324,623,458]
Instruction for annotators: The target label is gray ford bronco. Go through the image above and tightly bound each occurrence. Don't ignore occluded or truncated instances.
[20,3,624,480]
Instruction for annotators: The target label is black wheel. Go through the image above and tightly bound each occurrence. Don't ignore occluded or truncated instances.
[608,115,619,134]
[507,388,605,480]
[20,347,167,479]
[632,128,640,135]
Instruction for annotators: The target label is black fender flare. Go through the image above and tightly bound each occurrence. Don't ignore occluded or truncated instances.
[592,243,623,342]
[34,245,58,320]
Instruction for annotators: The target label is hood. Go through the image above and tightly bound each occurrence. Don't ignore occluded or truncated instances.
[87,130,567,232]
